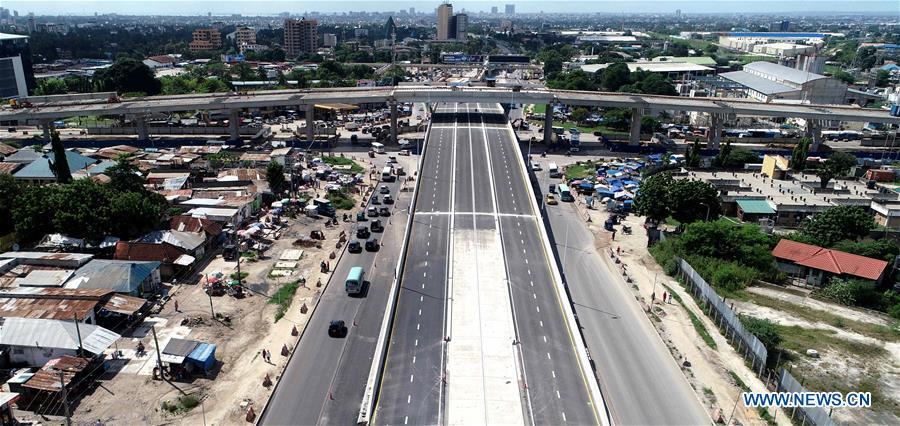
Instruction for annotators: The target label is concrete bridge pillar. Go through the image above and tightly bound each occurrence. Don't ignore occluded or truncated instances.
[543,104,553,144]
[389,101,398,144]
[807,119,823,152]
[228,109,241,142]
[305,104,315,143]
[708,113,723,149]
[629,107,644,146]
[135,116,150,141]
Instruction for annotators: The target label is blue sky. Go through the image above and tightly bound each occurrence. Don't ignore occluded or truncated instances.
[5,0,899,15]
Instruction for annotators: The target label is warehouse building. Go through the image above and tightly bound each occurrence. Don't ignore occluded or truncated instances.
[719,61,847,104]
[718,32,827,53]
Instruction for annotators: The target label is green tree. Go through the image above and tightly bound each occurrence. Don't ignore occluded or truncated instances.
[266,161,287,196]
[105,155,146,193]
[815,151,856,189]
[0,174,21,235]
[685,140,702,168]
[873,70,891,87]
[668,179,721,224]
[740,315,782,362]
[383,65,409,86]
[12,185,58,242]
[800,205,873,246]
[601,62,630,91]
[198,78,229,93]
[633,172,673,224]
[832,70,856,84]
[93,58,162,95]
[570,107,589,124]
[543,56,563,78]
[791,138,810,171]
[49,130,72,184]
[679,220,775,270]
[35,78,69,96]
[832,239,900,262]
[713,140,733,167]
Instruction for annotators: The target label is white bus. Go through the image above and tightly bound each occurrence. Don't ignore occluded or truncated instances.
[381,166,396,182]
[548,162,561,178]
[371,142,385,154]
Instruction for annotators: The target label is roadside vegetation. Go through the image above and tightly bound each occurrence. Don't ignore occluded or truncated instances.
[321,155,365,174]
[270,280,301,322]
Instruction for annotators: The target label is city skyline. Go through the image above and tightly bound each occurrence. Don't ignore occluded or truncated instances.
[4,0,899,16]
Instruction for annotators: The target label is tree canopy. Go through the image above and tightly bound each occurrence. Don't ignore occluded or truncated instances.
[266,161,287,196]
[815,152,857,189]
[93,58,162,96]
[49,130,72,184]
[799,205,873,247]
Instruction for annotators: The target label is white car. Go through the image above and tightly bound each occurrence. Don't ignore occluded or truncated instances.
[531,162,542,171]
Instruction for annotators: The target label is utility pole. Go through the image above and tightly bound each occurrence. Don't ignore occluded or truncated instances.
[59,370,72,426]
[72,313,83,357]
[151,325,164,376]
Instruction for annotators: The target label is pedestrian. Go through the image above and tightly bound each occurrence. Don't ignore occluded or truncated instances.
[174,300,179,312]
[663,291,668,304]
[616,246,620,255]
[261,349,267,362]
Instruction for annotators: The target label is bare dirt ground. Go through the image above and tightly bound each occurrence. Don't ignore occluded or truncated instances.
[40,154,388,426]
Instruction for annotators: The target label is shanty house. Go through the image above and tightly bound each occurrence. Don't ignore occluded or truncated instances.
[66,259,162,297]
[0,317,120,367]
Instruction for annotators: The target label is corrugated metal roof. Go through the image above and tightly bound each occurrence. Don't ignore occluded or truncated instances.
[0,317,120,354]
[736,199,776,215]
[0,163,21,175]
[719,71,798,95]
[743,61,827,84]
[163,338,200,357]
[140,230,205,251]
[12,150,97,179]
[23,356,90,392]
[66,259,160,294]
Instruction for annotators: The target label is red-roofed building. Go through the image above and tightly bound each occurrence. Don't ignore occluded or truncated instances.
[114,241,190,281]
[772,239,889,286]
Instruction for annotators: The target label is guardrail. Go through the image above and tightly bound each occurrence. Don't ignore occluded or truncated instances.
[505,123,612,426]
[356,110,433,425]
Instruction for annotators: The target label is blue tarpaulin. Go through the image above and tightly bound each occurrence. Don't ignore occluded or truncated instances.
[186,343,217,371]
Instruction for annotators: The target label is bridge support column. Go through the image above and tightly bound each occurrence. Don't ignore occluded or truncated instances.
[629,107,644,146]
[41,120,53,142]
[228,109,241,142]
[305,104,315,142]
[707,113,723,149]
[135,116,150,141]
[807,119,823,152]
[389,100,398,144]
[543,104,553,144]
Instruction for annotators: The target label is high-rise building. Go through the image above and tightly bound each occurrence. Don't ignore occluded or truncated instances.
[676,9,682,18]
[284,18,318,58]
[323,33,337,48]
[505,4,515,14]
[0,32,33,99]
[409,7,415,15]
[26,14,35,34]
[385,16,396,40]
[189,28,222,52]
[491,6,498,14]
[770,20,792,32]
[235,26,256,47]
[451,13,468,41]
[436,3,453,41]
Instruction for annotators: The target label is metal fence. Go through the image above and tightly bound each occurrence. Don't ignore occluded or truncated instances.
[674,257,769,376]
[778,368,836,426]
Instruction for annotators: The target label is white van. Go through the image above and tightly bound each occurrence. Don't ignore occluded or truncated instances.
[381,166,396,182]
[548,162,561,178]
[371,142,385,154]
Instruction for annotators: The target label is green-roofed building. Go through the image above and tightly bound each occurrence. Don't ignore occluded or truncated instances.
[736,198,776,223]
[12,150,97,185]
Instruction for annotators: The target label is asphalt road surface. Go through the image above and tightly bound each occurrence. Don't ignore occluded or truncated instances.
[535,169,711,425]
[259,157,411,426]
[375,103,599,425]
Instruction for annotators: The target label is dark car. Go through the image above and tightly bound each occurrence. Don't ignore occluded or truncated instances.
[370,219,384,232]
[379,185,390,194]
[356,211,367,222]
[328,320,347,337]
[371,195,380,205]
[383,194,394,204]
[549,184,557,194]
[365,237,380,251]
[379,207,391,217]
[367,206,379,217]
[348,239,362,253]
[356,225,370,239]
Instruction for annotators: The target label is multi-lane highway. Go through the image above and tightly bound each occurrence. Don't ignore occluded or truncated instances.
[375,103,601,425]
[259,158,410,426]
[535,169,711,425]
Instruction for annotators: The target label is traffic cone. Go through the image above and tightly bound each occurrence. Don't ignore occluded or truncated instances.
[263,374,272,387]
[281,344,289,356]
[292,325,299,336]
[329,391,335,400]
[246,406,256,422]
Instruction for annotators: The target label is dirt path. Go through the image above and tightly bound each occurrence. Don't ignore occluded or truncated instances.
[747,286,893,327]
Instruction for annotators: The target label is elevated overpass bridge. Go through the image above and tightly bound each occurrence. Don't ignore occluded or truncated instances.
[2,86,896,149]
